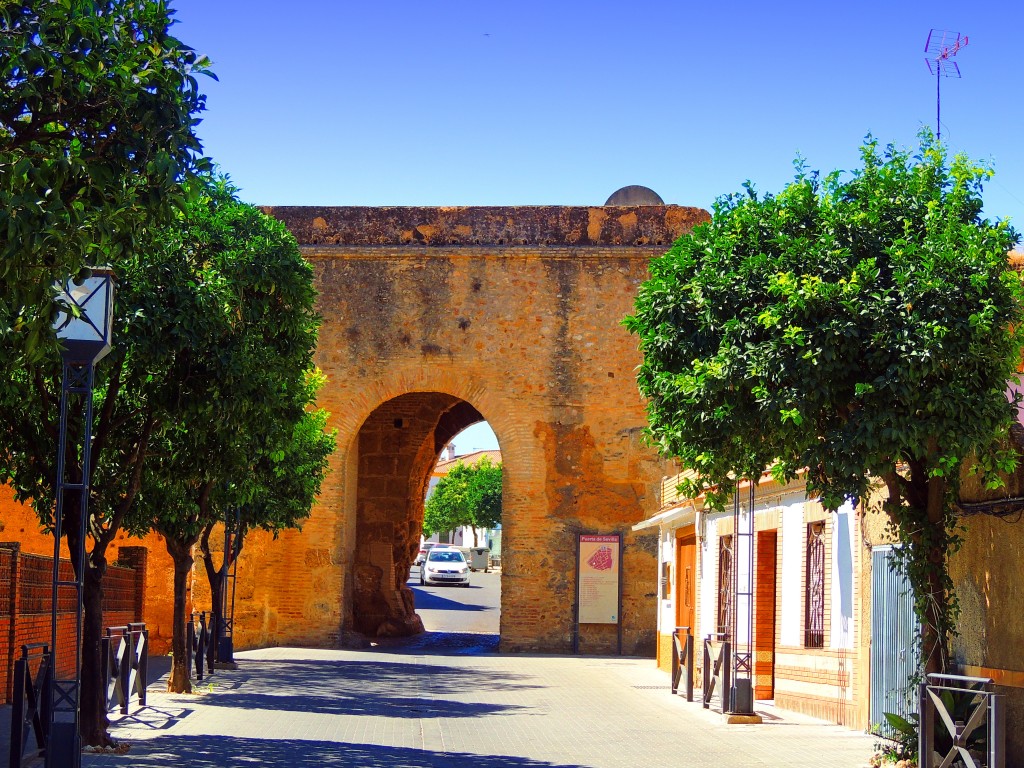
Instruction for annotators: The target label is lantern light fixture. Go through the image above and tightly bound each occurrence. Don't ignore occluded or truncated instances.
[53,266,115,364]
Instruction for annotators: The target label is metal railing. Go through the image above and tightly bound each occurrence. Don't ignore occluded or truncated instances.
[919,673,1004,768]
[8,644,51,768]
[702,633,731,711]
[101,622,149,715]
[671,626,694,702]
[187,611,211,681]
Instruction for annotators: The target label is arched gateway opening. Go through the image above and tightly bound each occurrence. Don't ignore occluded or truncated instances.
[353,391,490,637]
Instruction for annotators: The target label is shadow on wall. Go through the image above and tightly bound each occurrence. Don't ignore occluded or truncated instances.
[84,735,592,768]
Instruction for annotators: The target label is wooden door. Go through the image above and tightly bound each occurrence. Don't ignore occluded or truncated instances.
[754,530,778,700]
[675,530,696,635]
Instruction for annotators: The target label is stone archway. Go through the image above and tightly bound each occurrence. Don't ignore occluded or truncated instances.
[352,392,486,636]
[231,202,711,654]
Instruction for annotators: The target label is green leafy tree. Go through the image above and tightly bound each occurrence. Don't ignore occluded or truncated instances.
[465,456,502,536]
[424,457,502,545]
[0,174,328,738]
[134,178,329,693]
[0,0,213,361]
[0,181,219,744]
[198,398,335,673]
[424,463,470,540]
[625,132,1023,677]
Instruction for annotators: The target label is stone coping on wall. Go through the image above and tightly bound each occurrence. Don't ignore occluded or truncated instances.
[262,205,710,247]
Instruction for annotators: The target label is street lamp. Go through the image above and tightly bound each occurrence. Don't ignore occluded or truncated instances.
[217,504,240,667]
[47,267,114,768]
[728,479,756,718]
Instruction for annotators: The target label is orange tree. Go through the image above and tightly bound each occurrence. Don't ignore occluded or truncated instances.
[135,178,331,694]
[0,174,329,740]
[424,457,502,546]
[625,132,1023,677]
[197,397,335,674]
[0,0,212,361]
[1,4,210,739]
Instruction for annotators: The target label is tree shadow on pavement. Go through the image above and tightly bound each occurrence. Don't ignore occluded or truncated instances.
[83,735,590,768]
[407,585,491,612]
[192,690,527,719]
[192,657,539,717]
[369,630,500,655]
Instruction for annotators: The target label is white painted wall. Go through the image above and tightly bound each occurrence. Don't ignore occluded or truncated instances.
[780,501,805,646]
[658,528,674,635]
[830,500,856,649]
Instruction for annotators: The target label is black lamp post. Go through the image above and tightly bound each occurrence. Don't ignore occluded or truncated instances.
[217,504,240,666]
[729,480,756,717]
[47,268,114,768]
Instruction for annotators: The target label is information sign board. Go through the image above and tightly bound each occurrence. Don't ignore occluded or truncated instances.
[577,534,621,624]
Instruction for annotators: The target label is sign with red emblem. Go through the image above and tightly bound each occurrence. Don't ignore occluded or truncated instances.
[577,534,621,624]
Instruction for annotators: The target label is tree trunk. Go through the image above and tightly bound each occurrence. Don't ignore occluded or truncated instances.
[64,493,114,748]
[200,521,246,667]
[921,473,950,677]
[200,525,224,669]
[80,548,111,746]
[887,463,951,679]
[164,536,195,694]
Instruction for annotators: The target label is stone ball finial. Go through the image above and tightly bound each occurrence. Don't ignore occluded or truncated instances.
[604,185,665,206]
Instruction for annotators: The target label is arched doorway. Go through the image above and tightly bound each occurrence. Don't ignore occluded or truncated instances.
[351,391,493,637]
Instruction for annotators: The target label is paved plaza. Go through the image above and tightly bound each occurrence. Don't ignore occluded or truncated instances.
[64,636,876,768]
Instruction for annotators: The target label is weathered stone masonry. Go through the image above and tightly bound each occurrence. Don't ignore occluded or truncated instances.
[228,204,710,654]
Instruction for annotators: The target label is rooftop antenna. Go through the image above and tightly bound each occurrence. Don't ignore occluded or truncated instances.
[924,29,968,142]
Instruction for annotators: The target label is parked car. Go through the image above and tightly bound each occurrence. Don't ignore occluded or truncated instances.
[414,542,438,566]
[419,547,470,587]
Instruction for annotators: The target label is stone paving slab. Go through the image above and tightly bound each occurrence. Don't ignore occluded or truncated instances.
[62,641,876,768]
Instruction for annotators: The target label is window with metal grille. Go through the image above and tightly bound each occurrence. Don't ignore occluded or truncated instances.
[717,535,734,640]
[805,521,826,648]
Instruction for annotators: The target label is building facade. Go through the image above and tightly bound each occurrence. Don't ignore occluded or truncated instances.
[637,472,869,728]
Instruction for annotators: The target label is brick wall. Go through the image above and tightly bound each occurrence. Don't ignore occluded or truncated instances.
[0,542,147,703]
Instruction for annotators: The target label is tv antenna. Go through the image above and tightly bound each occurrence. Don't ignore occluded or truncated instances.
[924,29,968,141]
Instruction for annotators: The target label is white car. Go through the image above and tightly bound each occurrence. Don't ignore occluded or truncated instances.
[419,547,471,587]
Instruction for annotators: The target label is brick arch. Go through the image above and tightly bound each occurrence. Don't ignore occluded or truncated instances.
[331,364,548,638]
[351,390,502,636]
[321,366,543,485]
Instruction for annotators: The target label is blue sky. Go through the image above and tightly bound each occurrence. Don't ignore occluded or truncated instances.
[168,0,1024,453]
[171,0,1022,218]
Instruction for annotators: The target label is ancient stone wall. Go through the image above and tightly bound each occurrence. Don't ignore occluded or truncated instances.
[226,203,710,654]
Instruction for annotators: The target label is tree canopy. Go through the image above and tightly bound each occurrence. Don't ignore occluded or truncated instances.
[424,456,502,542]
[133,177,332,692]
[0,173,333,731]
[0,0,213,360]
[625,132,1023,674]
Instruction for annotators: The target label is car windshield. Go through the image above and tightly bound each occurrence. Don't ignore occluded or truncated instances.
[428,551,465,563]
